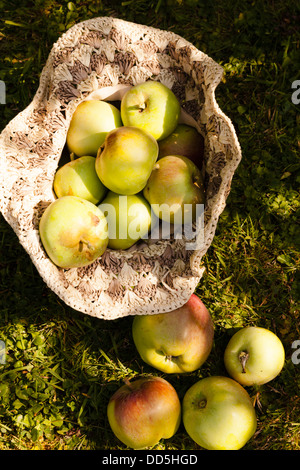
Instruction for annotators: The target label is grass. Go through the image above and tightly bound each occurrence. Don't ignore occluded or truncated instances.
[0,0,299,450]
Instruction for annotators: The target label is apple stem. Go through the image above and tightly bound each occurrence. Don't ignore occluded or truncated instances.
[124,378,134,390]
[165,354,180,362]
[197,399,207,409]
[239,351,250,374]
[78,239,93,252]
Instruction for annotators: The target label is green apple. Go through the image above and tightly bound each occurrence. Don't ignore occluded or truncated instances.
[53,156,107,205]
[224,326,285,386]
[120,80,181,141]
[99,191,152,250]
[66,100,122,157]
[107,376,181,450]
[143,155,205,224]
[39,196,108,268]
[158,123,204,169]
[182,376,257,450]
[132,294,214,374]
[95,126,158,195]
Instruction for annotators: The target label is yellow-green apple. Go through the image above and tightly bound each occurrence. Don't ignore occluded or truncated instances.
[158,123,204,169]
[120,80,181,141]
[66,100,122,157]
[107,376,181,449]
[39,196,108,268]
[182,376,257,450]
[132,294,214,374]
[95,126,158,195]
[99,191,152,250]
[143,155,205,224]
[53,156,107,205]
[224,326,285,386]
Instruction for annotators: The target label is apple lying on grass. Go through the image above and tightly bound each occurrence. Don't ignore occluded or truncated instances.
[107,376,181,450]
[121,80,181,141]
[96,126,159,195]
[158,123,205,169]
[66,100,122,157]
[182,376,257,450]
[39,195,108,269]
[143,155,205,224]
[99,191,152,250]
[53,155,107,205]
[132,294,214,374]
[224,326,285,386]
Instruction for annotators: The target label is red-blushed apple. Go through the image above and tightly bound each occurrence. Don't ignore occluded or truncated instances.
[143,155,205,224]
[98,191,152,250]
[158,123,205,169]
[95,126,158,195]
[132,294,214,374]
[120,80,181,141]
[66,100,122,157]
[224,326,285,386]
[39,196,108,268]
[53,156,107,205]
[182,376,257,450]
[107,376,181,449]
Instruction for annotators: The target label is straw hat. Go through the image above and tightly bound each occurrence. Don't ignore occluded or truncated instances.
[0,17,242,320]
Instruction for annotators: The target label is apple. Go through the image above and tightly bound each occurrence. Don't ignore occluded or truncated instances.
[224,326,285,386]
[182,376,257,450]
[158,123,204,169]
[132,294,214,374]
[95,126,158,195]
[53,156,107,205]
[39,195,108,268]
[66,100,122,157]
[143,155,205,225]
[120,80,181,141]
[99,191,152,250]
[107,376,181,449]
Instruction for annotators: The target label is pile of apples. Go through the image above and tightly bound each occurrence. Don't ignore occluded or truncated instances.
[107,294,285,450]
[37,79,286,451]
[39,80,205,269]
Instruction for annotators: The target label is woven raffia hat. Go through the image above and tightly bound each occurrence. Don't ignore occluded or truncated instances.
[0,17,242,320]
